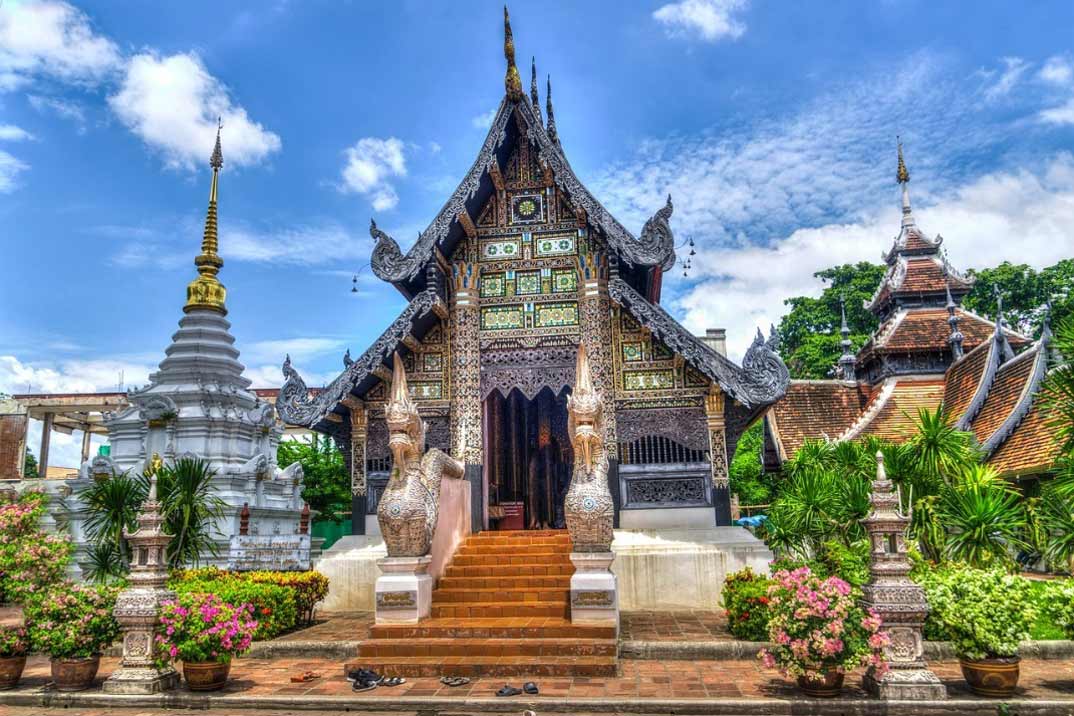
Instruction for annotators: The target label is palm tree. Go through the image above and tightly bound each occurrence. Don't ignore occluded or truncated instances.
[77,472,146,576]
[938,464,1027,569]
[903,407,979,487]
[1042,315,1074,458]
[151,457,227,568]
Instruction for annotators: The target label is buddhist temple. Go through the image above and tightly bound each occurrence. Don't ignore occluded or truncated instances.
[765,142,1063,484]
[276,11,790,541]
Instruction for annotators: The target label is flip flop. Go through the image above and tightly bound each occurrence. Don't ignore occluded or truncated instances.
[440,676,470,687]
[379,676,406,687]
[290,671,321,683]
[523,681,539,695]
[497,684,523,697]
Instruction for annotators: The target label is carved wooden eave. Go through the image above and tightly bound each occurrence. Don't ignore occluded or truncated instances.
[275,287,445,431]
[608,277,790,412]
[367,96,678,299]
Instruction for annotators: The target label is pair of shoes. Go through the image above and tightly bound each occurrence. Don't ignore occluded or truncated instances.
[496,682,538,696]
[378,676,406,687]
[440,676,471,687]
[346,668,380,683]
[352,678,378,692]
[289,670,321,683]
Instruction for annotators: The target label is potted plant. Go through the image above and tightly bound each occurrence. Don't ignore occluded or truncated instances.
[920,566,1035,697]
[759,567,889,697]
[23,584,121,691]
[157,592,257,691]
[0,625,28,689]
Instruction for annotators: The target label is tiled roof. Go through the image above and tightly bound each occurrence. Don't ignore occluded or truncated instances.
[902,231,938,253]
[866,308,1030,355]
[851,378,946,441]
[988,397,1062,477]
[767,381,871,459]
[969,350,1036,444]
[943,340,993,422]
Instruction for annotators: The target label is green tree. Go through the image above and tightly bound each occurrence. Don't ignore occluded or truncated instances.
[23,448,38,478]
[776,262,885,379]
[964,259,1074,336]
[277,434,349,523]
[729,423,773,505]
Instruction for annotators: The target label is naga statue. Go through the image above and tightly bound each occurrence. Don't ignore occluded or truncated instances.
[378,352,464,558]
[564,344,615,552]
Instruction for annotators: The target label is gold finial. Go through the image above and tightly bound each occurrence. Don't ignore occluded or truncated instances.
[503,6,523,102]
[185,119,228,315]
[896,136,910,184]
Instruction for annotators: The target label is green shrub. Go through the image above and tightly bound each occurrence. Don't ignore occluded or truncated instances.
[721,567,773,641]
[916,565,1035,659]
[1042,580,1074,640]
[171,567,329,625]
[172,578,297,640]
[767,540,870,588]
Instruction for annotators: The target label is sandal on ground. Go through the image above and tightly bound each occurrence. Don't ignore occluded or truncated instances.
[523,681,539,695]
[378,676,406,687]
[351,678,378,692]
[496,684,523,697]
[440,676,471,687]
[290,671,321,683]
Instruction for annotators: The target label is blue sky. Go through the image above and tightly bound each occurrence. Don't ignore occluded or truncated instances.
[2,0,1074,466]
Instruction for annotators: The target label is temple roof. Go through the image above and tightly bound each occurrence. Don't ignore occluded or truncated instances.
[859,306,1029,358]
[839,377,947,442]
[766,380,871,461]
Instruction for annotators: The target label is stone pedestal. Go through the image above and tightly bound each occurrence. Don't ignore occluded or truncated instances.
[374,555,433,624]
[863,662,947,700]
[569,552,618,628]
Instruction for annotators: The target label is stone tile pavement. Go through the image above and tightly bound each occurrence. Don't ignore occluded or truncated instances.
[6,653,1074,702]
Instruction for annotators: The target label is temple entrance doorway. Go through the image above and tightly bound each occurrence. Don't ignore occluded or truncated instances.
[482,386,572,530]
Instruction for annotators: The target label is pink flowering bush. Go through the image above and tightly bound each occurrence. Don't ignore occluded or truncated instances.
[0,625,28,657]
[759,567,889,681]
[0,491,73,604]
[23,583,120,658]
[157,592,258,665]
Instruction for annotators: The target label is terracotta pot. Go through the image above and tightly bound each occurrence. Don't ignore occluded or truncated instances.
[50,655,101,692]
[183,660,231,691]
[960,656,1020,697]
[0,655,26,690]
[797,670,845,697]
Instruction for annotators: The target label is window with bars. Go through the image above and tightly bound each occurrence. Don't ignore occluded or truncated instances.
[619,435,707,465]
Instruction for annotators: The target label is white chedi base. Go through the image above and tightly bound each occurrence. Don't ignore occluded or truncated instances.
[374,555,433,624]
[569,552,619,628]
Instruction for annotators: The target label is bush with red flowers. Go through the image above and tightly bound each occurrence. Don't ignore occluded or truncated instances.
[721,567,774,641]
[170,575,295,640]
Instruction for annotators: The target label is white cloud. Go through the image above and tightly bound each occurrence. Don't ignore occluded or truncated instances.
[980,56,1031,101]
[1040,98,1074,126]
[0,124,33,141]
[471,108,497,129]
[242,337,347,366]
[224,222,370,264]
[0,150,29,192]
[0,355,153,395]
[1040,55,1073,86]
[339,137,407,211]
[0,0,122,91]
[676,154,1074,360]
[653,0,747,42]
[28,94,87,128]
[108,51,281,170]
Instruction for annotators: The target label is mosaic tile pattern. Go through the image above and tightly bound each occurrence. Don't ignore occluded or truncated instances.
[479,273,505,297]
[480,305,524,330]
[623,369,676,391]
[535,233,575,257]
[535,301,579,328]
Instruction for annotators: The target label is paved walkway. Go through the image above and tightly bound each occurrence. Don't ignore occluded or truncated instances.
[6,653,1074,702]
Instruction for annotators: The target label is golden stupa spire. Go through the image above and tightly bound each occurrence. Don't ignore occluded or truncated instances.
[185,119,228,315]
[503,6,523,102]
[896,137,910,184]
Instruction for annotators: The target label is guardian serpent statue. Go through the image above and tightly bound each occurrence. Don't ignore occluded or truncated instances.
[378,352,464,558]
[564,344,615,552]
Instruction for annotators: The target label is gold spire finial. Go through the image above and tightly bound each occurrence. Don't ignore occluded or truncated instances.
[503,6,523,102]
[896,136,910,184]
[185,121,228,315]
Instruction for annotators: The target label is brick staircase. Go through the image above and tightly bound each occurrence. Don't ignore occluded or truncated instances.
[349,529,618,677]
